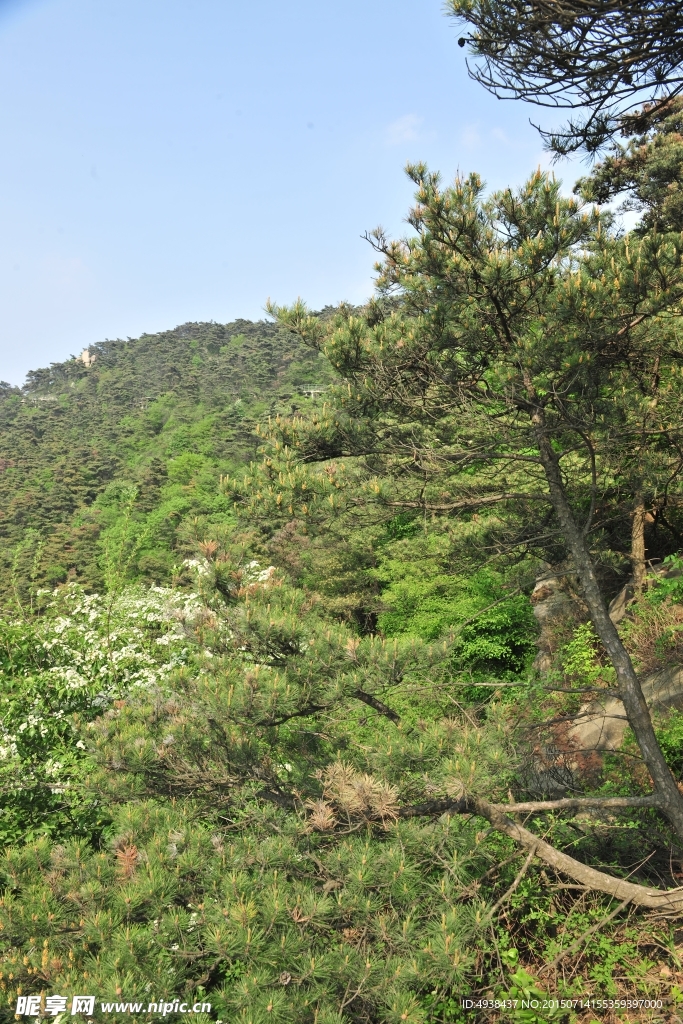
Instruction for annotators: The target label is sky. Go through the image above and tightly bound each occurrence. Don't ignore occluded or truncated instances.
[0,0,586,385]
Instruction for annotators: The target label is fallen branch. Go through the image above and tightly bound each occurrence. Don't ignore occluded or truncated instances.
[499,795,658,814]
[477,797,683,912]
[398,793,683,912]
[398,793,658,818]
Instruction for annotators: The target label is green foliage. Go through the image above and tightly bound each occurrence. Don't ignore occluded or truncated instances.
[4,140,683,1020]
[576,99,683,235]
[0,801,486,1024]
[0,320,333,605]
[0,558,669,1021]
[648,555,683,604]
[261,166,683,604]
[655,709,683,778]
[374,539,535,678]
[560,623,615,689]
[495,951,565,1024]
[617,562,683,672]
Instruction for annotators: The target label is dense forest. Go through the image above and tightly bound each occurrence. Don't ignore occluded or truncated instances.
[4,93,683,1024]
[0,318,334,603]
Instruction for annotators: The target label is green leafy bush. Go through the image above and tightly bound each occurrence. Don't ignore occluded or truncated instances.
[373,536,536,686]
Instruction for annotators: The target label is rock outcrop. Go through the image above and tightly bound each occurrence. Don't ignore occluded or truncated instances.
[567,664,683,753]
[530,573,584,673]
[77,348,96,368]
[529,564,683,774]
[607,582,635,625]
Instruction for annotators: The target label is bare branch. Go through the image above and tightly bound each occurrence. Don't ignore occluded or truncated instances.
[499,795,657,813]
[398,792,683,911]
[386,492,551,512]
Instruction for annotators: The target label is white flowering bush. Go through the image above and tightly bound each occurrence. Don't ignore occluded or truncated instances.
[0,583,199,844]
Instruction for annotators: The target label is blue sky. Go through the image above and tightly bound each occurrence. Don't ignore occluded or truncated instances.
[0,0,584,385]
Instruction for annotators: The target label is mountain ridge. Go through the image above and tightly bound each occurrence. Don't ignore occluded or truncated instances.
[0,318,332,605]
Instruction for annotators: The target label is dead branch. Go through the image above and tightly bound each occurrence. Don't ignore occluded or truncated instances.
[500,795,657,813]
[399,792,683,912]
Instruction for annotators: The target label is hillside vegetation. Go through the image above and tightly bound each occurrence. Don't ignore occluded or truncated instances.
[4,110,683,1024]
[0,319,333,605]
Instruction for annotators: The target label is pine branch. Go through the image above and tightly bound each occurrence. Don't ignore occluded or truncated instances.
[398,791,683,911]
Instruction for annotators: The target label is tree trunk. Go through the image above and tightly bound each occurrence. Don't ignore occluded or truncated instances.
[530,407,683,843]
[632,495,647,595]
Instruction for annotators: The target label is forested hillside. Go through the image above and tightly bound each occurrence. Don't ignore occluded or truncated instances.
[5,111,683,1023]
[0,319,333,605]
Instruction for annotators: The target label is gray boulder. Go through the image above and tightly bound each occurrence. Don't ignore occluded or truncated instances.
[530,573,585,673]
[567,664,683,753]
